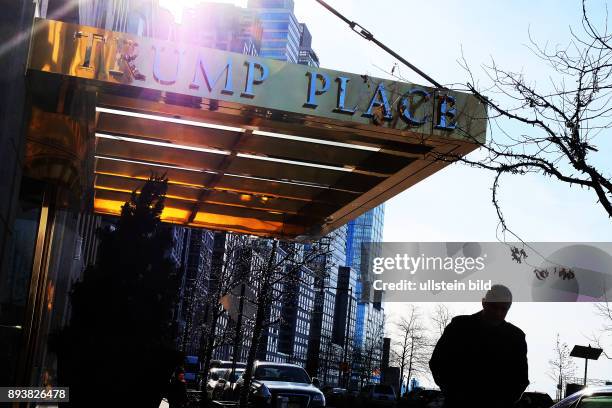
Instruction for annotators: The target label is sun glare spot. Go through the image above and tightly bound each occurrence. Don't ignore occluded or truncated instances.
[158,0,246,23]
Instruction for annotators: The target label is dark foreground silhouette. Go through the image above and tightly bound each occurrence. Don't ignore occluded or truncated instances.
[429,285,529,408]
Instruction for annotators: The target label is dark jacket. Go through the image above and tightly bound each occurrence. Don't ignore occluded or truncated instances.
[429,311,529,408]
[167,377,188,408]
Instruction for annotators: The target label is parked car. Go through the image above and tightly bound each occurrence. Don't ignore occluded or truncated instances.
[234,361,326,408]
[322,387,348,407]
[403,388,444,408]
[210,360,247,370]
[213,368,246,401]
[515,391,554,408]
[358,384,397,407]
[551,386,612,408]
[204,368,230,400]
[201,362,247,393]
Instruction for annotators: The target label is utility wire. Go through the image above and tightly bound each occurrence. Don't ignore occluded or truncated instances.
[313,0,445,90]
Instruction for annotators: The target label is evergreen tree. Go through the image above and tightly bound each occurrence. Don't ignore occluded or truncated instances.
[52,174,182,407]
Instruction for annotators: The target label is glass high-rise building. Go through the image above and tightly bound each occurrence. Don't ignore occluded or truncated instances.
[305,225,351,386]
[258,242,315,366]
[247,0,301,64]
[346,204,386,387]
[174,229,215,356]
[179,2,263,56]
[298,23,319,67]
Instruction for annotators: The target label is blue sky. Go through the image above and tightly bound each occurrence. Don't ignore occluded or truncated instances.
[288,0,612,395]
[180,0,612,396]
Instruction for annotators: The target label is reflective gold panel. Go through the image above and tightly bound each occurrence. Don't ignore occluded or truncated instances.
[27,19,487,240]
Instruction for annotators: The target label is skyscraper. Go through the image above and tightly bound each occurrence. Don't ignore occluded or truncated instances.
[179,2,263,55]
[297,23,319,67]
[174,229,215,356]
[61,0,264,56]
[256,241,315,366]
[247,0,301,63]
[346,205,386,388]
[305,225,353,386]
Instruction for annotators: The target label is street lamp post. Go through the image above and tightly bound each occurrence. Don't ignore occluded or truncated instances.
[570,344,603,386]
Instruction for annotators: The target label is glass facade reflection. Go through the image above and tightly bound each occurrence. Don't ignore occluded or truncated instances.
[0,176,103,387]
[248,0,300,63]
[0,179,44,385]
[346,204,386,387]
[297,23,319,67]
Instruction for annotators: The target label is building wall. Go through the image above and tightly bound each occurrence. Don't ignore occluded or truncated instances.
[179,3,262,55]
[0,0,38,386]
[209,232,258,364]
[346,205,386,388]
[205,228,352,387]
[60,0,263,56]
[305,225,351,386]
[297,23,319,67]
[175,229,215,356]
[258,243,315,367]
[247,0,301,63]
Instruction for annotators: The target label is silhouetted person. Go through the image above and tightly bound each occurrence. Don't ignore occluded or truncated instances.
[429,285,529,408]
[167,369,188,408]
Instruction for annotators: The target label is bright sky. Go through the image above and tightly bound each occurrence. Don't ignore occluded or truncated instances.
[294,0,612,397]
[176,0,612,397]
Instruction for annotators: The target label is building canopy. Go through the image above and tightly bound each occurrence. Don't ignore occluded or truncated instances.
[26,19,486,240]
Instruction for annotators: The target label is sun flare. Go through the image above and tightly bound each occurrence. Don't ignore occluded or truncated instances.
[158,0,247,23]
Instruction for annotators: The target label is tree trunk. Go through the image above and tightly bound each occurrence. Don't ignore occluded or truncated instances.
[200,305,220,407]
[406,340,414,397]
[239,240,277,408]
[238,301,266,408]
[398,358,405,398]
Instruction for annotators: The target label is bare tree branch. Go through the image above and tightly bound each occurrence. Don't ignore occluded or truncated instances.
[422,3,612,237]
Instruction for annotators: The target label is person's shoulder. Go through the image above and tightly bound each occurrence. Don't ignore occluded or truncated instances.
[504,321,526,338]
[448,314,474,326]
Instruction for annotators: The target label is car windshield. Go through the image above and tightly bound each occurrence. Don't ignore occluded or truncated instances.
[228,369,244,382]
[553,392,583,408]
[254,366,311,384]
[579,395,612,407]
[210,369,228,380]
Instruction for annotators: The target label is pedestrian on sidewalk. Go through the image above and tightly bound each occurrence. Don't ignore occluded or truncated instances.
[429,284,529,408]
